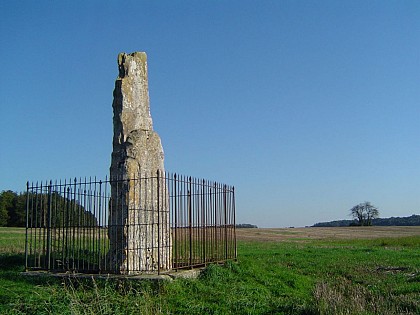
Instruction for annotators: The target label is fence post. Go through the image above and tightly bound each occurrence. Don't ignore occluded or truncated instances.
[157,170,161,275]
[98,180,102,269]
[25,182,30,271]
[224,185,228,260]
[213,182,217,260]
[173,174,177,270]
[188,177,192,268]
[46,180,52,270]
[202,179,206,265]
[233,186,237,260]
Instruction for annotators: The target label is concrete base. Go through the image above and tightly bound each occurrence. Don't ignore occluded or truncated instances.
[21,268,203,282]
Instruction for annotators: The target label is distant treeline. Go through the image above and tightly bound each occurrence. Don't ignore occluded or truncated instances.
[236,223,258,228]
[313,215,420,227]
[0,191,26,227]
[0,190,98,227]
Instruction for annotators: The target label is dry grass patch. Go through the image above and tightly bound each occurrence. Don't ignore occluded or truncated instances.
[313,278,418,315]
[236,226,420,242]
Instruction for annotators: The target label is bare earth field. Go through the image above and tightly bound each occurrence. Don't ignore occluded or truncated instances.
[236,226,420,242]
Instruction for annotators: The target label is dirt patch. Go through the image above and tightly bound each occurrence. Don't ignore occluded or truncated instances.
[235,226,420,242]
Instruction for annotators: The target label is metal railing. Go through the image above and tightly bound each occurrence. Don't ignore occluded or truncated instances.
[25,172,236,274]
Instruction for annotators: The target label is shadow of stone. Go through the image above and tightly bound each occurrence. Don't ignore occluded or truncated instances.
[0,253,25,270]
[0,253,59,286]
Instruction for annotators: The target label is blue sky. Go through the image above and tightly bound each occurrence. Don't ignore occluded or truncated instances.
[1,1,419,227]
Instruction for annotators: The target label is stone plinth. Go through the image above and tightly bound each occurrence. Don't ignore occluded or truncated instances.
[108,52,171,274]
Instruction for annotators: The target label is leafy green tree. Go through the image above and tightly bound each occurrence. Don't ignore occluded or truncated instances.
[1,188,99,228]
[26,191,99,228]
[0,197,9,226]
[7,192,26,226]
[350,201,379,226]
[0,191,16,226]
[0,191,27,227]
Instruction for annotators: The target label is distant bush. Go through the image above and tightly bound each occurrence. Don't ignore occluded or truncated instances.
[313,215,420,227]
[236,223,258,228]
[372,214,420,226]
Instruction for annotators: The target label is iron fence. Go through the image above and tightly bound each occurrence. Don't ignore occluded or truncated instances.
[25,172,236,274]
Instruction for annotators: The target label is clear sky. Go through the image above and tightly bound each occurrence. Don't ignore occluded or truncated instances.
[1,1,419,227]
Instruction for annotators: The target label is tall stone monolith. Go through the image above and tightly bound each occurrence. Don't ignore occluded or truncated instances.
[108,52,171,274]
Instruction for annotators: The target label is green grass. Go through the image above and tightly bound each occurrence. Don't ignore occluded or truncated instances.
[0,227,419,314]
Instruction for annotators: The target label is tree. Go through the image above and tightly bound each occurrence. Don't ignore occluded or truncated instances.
[0,191,28,227]
[0,189,99,227]
[350,201,379,226]
[26,191,99,228]
[0,191,16,226]
[8,193,26,227]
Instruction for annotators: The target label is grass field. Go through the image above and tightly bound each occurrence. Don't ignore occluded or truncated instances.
[0,226,419,314]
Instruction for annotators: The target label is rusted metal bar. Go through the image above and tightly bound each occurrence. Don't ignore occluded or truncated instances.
[188,176,192,268]
[157,170,161,275]
[25,182,30,270]
[46,181,52,270]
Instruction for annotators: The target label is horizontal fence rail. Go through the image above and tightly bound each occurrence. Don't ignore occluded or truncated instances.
[25,172,236,274]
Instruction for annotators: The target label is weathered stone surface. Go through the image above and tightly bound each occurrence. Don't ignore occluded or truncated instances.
[108,52,171,274]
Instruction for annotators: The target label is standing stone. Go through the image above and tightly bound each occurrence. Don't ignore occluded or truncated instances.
[108,52,171,274]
